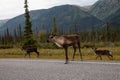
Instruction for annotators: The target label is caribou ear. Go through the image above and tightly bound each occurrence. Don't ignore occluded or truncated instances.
[48,32,52,35]
[49,32,56,37]
[51,32,56,36]
[95,47,97,50]
[53,34,56,36]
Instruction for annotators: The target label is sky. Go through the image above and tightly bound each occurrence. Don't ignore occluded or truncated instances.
[0,0,98,20]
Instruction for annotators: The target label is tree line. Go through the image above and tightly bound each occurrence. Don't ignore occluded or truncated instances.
[0,21,120,48]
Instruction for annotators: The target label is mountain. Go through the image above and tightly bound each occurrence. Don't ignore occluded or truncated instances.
[89,0,120,20]
[82,5,92,11]
[0,19,9,27]
[105,8,120,28]
[0,5,101,34]
[73,5,92,11]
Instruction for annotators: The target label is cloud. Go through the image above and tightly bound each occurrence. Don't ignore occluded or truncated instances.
[0,0,98,19]
[0,0,24,19]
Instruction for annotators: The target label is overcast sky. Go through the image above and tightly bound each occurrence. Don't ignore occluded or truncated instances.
[0,0,98,20]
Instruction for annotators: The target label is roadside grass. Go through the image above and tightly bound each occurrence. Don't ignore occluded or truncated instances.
[0,47,120,61]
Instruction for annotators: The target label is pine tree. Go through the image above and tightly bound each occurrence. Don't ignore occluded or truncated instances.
[18,24,22,42]
[5,28,11,44]
[105,22,110,42]
[38,29,47,43]
[23,0,36,46]
[51,17,58,35]
[91,26,96,42]
[13,29,17,43]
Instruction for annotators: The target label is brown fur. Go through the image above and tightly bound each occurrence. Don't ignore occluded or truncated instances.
[47,34,83,64]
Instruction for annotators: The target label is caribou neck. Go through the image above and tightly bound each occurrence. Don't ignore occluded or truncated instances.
[53,36,64,47]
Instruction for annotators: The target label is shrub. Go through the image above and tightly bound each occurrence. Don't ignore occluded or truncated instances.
[0,45,13,49]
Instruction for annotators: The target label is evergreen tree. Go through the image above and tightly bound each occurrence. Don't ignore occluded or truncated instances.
[91,26,96,42]
[105,22,110,42]
[51,17,58,35]
[13,29,17,43]
[74,24,79,33]
[17,24,22,42]
[5,28,12,44]
[38,29,47,43]
[0,35,2,44]
[23,0,36,46]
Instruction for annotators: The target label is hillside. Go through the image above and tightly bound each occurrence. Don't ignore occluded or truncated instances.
[89,0,120,20]
[105,8,120,28]
[0,19,8,27]
[82,5,91,11]
[0,5,101,34]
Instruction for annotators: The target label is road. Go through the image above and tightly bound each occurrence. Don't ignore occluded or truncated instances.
[0,59,120,80]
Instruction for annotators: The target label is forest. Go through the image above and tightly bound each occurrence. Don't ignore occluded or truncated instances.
[0,21,120,49]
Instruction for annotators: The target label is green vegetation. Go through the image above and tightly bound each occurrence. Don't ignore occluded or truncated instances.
[38,29,47,43]
[0,23,120,49]
[0,47,120,61]
[51,17,58,35]
[23,0,36,46]
[105,8,120,28]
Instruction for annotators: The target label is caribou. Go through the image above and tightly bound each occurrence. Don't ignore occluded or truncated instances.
[22,45,39,58]
[92,47,113,60]
[47,34,83,64]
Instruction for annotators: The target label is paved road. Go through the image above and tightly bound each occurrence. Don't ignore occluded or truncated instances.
[0,59,120,80]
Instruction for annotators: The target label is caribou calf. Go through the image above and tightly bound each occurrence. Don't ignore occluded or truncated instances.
[92,47,113,60]
[47,34,83,64]
[22,45,39,58]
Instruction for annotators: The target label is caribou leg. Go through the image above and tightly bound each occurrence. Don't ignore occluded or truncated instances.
[99,55,102,60]
[24,53,28,58]
[96,55,99,60]
[64,47,68,64]
[72,45,76,61]
[28,52,31,58]
[78,42,83,61]
[107,55,111,60]
[107,55,113,60]
[36,51,39,58]
[24,52,31,58]
[110,55,113,60]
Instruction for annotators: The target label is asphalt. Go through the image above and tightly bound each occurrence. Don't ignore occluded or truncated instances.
[0,59,120,80]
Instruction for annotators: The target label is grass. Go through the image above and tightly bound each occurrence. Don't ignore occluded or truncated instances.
[0,47,120,61]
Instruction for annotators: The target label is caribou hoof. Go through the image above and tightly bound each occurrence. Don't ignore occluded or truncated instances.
[64,62,68,64]
[71,59,74,61]
[80,59,83,61]
[64,61,68,64]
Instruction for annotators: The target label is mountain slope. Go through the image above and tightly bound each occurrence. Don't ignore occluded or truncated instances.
[82,5,92,11]
[0,19,8,27]
[105,8,120,28]
[89,0,120,20]
[0,5,101,34]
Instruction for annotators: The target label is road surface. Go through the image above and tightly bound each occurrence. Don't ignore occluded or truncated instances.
[0,59,120,80]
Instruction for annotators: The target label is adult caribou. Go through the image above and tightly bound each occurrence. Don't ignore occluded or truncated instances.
[47,34,83,64]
